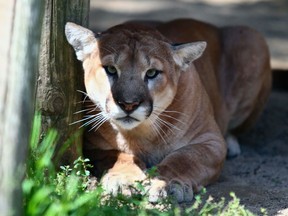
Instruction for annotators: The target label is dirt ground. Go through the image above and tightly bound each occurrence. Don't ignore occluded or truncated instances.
[89,1,288,215]
[208,91,288,215]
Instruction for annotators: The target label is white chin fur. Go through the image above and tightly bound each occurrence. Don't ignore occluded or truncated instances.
[109,106,148,130]
[112,119,141,130]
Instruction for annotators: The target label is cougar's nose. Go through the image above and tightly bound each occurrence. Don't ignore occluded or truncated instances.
[117,100,141,114]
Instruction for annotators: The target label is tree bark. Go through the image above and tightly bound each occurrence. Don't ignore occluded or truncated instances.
[36,0,90,165]
[0,1,44,215]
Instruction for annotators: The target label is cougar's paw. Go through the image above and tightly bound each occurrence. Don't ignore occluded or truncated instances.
[101,171,146,196]
[145,179,168,203]
[226,134,241,158]
[168,180,194,202]
[146,179,194,203]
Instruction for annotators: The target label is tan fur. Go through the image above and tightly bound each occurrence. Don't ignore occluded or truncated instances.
[65,19,271,202]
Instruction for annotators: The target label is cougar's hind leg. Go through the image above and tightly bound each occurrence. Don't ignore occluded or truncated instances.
[220,26,271,135]
[231,71,271,135]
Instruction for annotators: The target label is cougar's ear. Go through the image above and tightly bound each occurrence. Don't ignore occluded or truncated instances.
[171,41,207,70]
[65,22,98,61]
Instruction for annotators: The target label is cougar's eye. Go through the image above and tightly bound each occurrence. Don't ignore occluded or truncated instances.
[104,65,117,76]
[145,69,160,79]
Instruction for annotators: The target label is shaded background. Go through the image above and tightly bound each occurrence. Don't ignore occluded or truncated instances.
[90,0,288,70]
[89,0,288,215]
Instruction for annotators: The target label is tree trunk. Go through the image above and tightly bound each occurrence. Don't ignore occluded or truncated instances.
[37,0,90,165]
[0,1,44,215]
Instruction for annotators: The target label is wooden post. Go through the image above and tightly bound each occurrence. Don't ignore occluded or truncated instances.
[36,0,90,165]
[0,1,44,215]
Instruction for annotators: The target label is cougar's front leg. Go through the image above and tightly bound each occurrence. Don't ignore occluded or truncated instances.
[100,152,148,196]
[149,138,226,202]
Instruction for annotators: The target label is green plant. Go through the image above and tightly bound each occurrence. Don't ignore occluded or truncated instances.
[22,113,263,216]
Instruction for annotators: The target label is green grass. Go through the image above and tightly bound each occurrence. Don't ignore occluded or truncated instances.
[22,114,264,216]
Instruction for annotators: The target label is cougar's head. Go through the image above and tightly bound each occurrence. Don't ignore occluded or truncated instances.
[65,22,206,130]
